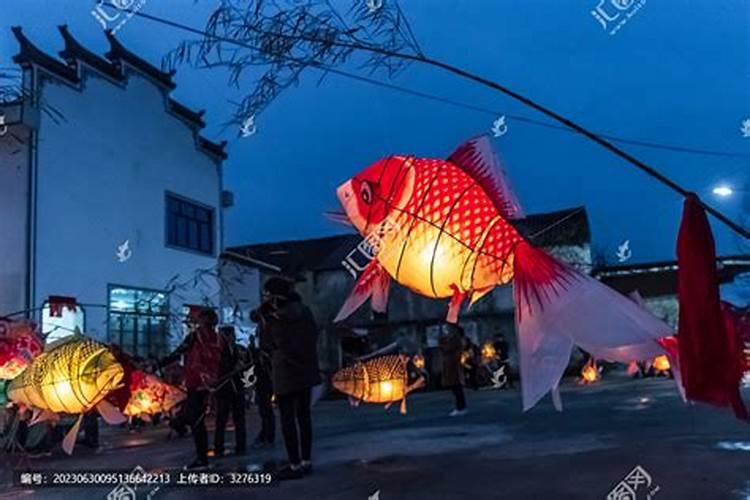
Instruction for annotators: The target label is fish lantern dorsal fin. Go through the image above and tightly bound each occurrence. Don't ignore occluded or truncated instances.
[447,135,524,220]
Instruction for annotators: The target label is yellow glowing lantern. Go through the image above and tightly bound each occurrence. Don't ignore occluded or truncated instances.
[481,342,497,364]
[580,359,600,384]
[412,354,425,370]
[460,350,473,369]
[332,354,425,414]
[652,355,671,373]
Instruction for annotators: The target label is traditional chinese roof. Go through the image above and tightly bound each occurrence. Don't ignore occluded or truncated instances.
[9,26,226,162]
[595,255,750,297]
[228,206,592,276]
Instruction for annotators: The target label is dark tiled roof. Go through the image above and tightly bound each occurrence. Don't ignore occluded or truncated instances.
[228,206,592,275]
[58,25,122,81]
[12,27,79,83]
[104,30,176,89]
[595,255,750,297]
[197,137,228,159]
[513,206,590,247]
[169,98,205,128]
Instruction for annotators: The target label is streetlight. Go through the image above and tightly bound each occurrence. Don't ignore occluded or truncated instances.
[712,185,735,197]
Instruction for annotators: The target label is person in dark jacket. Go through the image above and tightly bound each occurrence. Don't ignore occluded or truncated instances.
[159,307,225,470]
[255,277,321,480]
[250,303,276,449]
[439,323,467,416]
[213,326,248,457]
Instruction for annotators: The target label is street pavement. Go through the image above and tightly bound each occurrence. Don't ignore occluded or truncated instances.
[2,374,750,499]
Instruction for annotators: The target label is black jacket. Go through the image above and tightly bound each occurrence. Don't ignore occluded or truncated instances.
[264,299,321,395]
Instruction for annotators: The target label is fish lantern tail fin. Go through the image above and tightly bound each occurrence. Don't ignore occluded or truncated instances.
[335,261,391,322]
[513,241,675,411]
[62,414,84,456]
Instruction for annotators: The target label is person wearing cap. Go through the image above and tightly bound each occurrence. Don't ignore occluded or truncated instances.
[253,277,320,480]
[159,306,226,470]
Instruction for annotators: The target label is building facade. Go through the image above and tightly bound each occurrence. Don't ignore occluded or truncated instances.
[0,27,229,357]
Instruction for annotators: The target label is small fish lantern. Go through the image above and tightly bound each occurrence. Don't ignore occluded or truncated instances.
[123,371,185,419]
[332,354,425,414]
[580,359,601,384]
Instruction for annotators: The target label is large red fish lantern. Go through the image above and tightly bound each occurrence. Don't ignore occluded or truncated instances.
[334,136,680,412]
[0,320,42,380]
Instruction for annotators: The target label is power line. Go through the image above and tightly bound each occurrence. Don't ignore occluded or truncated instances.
[121,9,748,160]
[124,6,748,237]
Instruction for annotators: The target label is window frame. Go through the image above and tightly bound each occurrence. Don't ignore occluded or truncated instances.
[107,284,171,359]
[164,191,216,256]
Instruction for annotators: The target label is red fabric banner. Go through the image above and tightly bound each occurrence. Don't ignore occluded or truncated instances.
[676,194,747,419]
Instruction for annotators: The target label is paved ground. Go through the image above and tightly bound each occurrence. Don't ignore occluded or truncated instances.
[2,375,750,499]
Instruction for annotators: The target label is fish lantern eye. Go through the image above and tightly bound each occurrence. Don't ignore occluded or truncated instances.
[360,181,374,205]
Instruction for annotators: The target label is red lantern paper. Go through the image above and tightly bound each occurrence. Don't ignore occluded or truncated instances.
[123,371,185,418]
[0,320,42,380]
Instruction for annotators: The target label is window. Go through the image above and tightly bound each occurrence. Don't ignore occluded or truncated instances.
[166,193,215,255]
[108,286,169,358]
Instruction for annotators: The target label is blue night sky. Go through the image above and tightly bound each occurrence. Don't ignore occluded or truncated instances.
[2,1,748,264]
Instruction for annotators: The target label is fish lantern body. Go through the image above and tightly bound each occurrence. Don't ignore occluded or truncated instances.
[8,338,124,414]
[335,136,524,323]
[0,320,43,380]
[332,354,424,414]
[124,371,186,418]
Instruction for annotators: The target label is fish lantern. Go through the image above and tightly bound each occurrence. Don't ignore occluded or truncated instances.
[412,354,425,370]
[8,337,125,454]
[334,135,680,412]
[0,320,42,380]
[652,355,671,373]
[580,359,601,385]
[334,136,524,324]
[123,371,186,419]
[332,354,425,414]
[481,342,498,365]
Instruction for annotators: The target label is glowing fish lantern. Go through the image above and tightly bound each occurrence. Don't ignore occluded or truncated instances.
[8,337,125,454]
[332,354,425,414]
[334,135,678,411]
[0,320,42,380]
[334,136,523,323]
[123,371,186,419]
[412,354,425,370]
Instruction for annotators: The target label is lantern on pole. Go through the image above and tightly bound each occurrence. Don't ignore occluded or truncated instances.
[123,371,185,419]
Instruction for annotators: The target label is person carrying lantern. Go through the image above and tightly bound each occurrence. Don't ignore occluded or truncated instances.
[440,323,468,416]
[257,277,321,480]
[159,307,225,470]
[214,325,248,457]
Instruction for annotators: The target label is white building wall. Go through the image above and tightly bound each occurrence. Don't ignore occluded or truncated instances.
[0,103,30,316]
[32,66,223,348]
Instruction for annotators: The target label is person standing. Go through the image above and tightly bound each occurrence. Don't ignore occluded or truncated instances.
[214,326,248,457]
[259,278,320,480]
[250,304,276,449]
[159,307,225,470]
[439,323,467,416]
